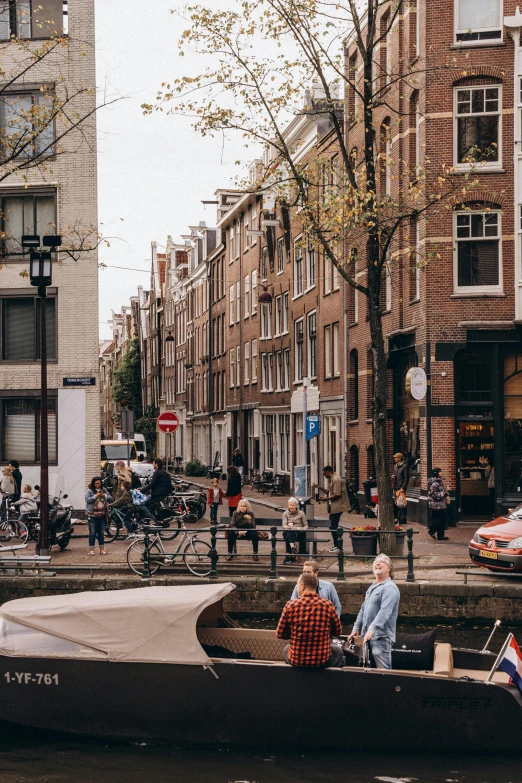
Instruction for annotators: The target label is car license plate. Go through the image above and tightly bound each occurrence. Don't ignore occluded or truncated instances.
[481,550,498,560]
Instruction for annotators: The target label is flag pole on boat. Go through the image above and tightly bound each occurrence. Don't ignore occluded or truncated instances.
[482,619,502,653]
[485,632,513,683]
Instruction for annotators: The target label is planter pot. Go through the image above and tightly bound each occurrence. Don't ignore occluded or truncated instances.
[390,532,406,557]
[350,533,378,556]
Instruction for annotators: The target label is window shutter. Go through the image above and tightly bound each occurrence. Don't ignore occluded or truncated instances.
[3,299,35,360]
[4,399,36,461]
[32,0,64,39]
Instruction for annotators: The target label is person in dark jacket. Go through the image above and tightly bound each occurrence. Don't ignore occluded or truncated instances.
[140,459,172,517]
[427,468,449,541]
[226,499,258,562]
[225,465,242,516]
[232,448,244,481]
[9,460,22,503]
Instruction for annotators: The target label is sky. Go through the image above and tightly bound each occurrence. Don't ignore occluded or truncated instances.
[95,0,247,340]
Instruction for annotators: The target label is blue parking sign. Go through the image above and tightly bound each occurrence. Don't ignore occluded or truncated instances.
[306,414,321,441]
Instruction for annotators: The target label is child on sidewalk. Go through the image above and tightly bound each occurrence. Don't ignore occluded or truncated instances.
[208,477,225,523]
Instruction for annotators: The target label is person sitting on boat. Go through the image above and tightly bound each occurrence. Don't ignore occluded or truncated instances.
[226,499,259,563]
[290,560,342,617]
[277,573,343,668]
[282,497,308,564]
[347,554,400,670]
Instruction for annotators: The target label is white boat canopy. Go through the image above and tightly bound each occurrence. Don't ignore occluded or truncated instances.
[0,584,236,665]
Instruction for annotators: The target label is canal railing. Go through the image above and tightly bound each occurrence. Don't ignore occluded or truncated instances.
[137,525,418,582]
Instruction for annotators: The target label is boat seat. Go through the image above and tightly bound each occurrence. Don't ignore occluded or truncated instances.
[432,642,453,677]
[452,668,510,683]
[197,627,286,661]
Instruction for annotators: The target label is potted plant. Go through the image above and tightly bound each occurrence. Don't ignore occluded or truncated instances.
[348,525,378,556]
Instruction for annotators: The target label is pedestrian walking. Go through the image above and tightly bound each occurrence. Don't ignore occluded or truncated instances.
[347,554,400,670]
[9,460,22,503]
[225,465,242,516]
[313,466,350,552]
[392,453,409,523]
[85,476,112,556]
[427,468,449,541]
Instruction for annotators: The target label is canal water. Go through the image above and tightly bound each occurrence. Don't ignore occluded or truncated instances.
[0,621,521,783]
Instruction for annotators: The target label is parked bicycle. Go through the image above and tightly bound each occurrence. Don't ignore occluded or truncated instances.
[0,495,28,543]
[126,521,212,577]
[105,503,188,543]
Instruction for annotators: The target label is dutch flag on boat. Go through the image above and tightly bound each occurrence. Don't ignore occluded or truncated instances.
[497,634,522,693]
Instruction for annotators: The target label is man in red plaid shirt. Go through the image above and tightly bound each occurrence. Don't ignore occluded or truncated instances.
[276,573,343,668]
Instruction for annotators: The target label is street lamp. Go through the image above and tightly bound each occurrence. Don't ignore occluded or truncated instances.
[25,234,61,555]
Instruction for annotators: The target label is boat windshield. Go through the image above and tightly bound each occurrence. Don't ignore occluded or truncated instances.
[508,504,522,519]
[0,618,94,655]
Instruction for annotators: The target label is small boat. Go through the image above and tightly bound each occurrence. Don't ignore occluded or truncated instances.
[0,583,520,752]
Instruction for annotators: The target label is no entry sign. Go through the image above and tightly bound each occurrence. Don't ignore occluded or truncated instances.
[157,411,180,434]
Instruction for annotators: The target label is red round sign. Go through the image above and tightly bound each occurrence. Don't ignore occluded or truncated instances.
[157,411,180,434]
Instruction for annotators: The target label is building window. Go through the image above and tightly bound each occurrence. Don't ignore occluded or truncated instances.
[295,318,304,381]
[261,247,268,281]
[282,292,289,333]
[228,227,234,263]
[0,92,55,159]
[0,0,31,39]
[294,240,303,297]
[251,339,258,382]
[283,348,290,390]
[454,210,501,292]
[307,311,317,379]
[333,322,340,376]
[348,349,359,420]
[1,295,56,361]
[244,341,250,384]
[229,285,234,325]
[260,301,272,339]
[324,325,331,378]
[324,255,332,295]
[306,241,316,289]
[276,350,283,391]
[263,414,275,469]
[244,211,249,250]
[279,414,290,472]
[1,394,57,464]
[277,236,285,274]
[251,270,258,314]
[244,275,249,318]
[261,353,268,392]
[454,85,500,168]
[229,348,235,388]
[275,295,282,336]
[0,191,56,255]
[455,0,501,43]
[235,281,241,322]
[236,220,240,258]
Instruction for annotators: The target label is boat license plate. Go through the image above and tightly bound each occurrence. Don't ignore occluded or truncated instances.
[481,550,498,560]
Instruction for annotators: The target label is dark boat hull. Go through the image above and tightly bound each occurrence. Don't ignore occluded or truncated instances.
[0,655,521,751]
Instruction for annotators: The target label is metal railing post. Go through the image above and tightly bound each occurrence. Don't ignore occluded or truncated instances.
[209,525,218,579]
[406,527,415,583]
[141,525,151,580]
[336,528,345,581]
[269,526,278,578]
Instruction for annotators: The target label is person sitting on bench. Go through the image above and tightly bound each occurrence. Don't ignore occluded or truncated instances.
[282,497,308,564]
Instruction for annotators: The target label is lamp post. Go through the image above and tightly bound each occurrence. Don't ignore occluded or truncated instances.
[25,234,61,555]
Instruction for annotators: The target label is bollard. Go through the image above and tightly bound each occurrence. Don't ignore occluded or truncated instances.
[406,527,415,583]
[209,525,218,579]
[336,528,345,581]
[269,526,278,579]
[141,525,151,580]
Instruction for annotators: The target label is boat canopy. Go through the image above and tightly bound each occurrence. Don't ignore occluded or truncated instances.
[0,584,235,665]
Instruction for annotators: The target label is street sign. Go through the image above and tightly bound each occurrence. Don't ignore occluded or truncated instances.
[157,411,180,434]
[306,414,321,441]
[63,377,96,386]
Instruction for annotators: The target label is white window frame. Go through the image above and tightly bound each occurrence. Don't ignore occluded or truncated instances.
[260,301,272,340]
[251,270,258,314]
[294,237,303,298]
[282,292,289,334]
[307,310,317,380]
[277,236,285,274]
[251,339,258,382]
[333,323,340,377]
[236,344,241,387]
[275,294,282,337]
[294,318,304,382]
[236,220,240,258]
[251,200,258,245]
[305,241,316,291]
[324,255,332,294]
[454,0,502,45]
[229,227,234,263]
[453,84,501,171]
[324,325,332,378]
[261,247,268,281]
[244,275,250,318]
[229,285,235,325]
[244,210,249,251]
[276,350,283,391]
[283,348,290,390]
[229,348,235,388]
[236,281,241,322]
[453,209,502,294]
[261,352,268,392]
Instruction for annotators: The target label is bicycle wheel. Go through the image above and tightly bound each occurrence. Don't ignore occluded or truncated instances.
[127,540,162,576]
[104,515,119,543]
[11,520,28,543]
[0,521,11,542]
[156,516,182,541]
[184,538,212,577]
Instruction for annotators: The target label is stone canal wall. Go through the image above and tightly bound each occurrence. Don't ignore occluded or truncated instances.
[0,575,521,622]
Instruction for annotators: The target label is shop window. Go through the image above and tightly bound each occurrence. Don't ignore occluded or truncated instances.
[395,356,421,483]
[504,354,522,491]
[455,350,492,402]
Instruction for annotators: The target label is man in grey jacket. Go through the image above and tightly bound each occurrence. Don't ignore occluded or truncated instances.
[347,554,400,669]
[290,560,342,617]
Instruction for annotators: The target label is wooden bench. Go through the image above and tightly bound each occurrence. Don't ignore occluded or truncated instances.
[0,555,52,575]
[220,517,330,557]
